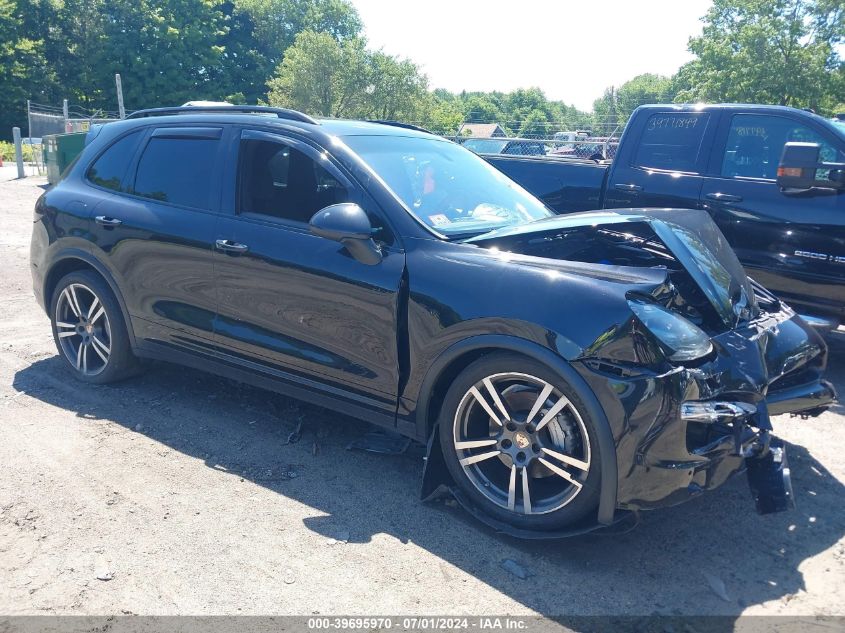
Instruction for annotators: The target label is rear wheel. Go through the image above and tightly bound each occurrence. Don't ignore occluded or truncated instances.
[439,353,601,530]
[50,271,140,384]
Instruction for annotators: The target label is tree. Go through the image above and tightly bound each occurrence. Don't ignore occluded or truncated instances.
[50,0,109,107]
[220,0,361,104]
[366,51,429,121]
[518,109,550,138]
[0,0,59,139]
[674,0,844,113]
[615,74,675,123]
[266,30,366,116]
[460,94,506,125]
[265,30,428,120]
[97,0,229,110]
[422,93,463,135]
[592,86,620,136]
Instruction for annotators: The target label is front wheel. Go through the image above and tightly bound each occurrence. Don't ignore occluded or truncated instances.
[438,353,602,531]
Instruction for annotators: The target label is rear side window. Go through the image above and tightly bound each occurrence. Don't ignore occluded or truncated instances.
[633,112,710,173]
[86,130,142,191]
[133,136,220,210]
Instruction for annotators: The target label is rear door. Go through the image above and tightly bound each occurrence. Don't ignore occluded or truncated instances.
[212,128,405,420]
[699,112,845,317]
[604,110,717,209]
[87,125,224,348]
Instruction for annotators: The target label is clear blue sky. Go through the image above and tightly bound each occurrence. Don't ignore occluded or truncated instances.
[350,0,713,111]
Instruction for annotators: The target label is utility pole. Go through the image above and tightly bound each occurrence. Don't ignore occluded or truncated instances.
[115,74,125,119]
[63,99,69,132]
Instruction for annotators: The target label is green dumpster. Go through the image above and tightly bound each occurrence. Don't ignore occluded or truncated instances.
[43,132,86,185]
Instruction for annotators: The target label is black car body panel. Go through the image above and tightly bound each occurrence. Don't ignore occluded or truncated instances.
[30,108,836,534]
[485,104,845,323]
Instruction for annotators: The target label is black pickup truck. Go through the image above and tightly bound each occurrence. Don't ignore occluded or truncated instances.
[484,104,845,327]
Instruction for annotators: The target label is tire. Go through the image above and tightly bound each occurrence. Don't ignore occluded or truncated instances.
[49,270,141,384]
[438,352,602,531]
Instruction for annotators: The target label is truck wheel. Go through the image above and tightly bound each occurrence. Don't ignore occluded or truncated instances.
[438,352,601,530]
[50,270,140,384]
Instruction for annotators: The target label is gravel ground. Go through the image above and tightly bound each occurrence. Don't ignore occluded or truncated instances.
[1,173,844,618]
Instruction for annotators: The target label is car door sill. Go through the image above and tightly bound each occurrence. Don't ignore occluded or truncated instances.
[134,340,399,433]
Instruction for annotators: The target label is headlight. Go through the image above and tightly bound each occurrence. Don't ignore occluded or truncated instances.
[627,299,713,362]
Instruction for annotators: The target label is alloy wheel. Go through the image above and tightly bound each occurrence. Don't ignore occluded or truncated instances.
[54,283,112,377]
[452,372,591,515]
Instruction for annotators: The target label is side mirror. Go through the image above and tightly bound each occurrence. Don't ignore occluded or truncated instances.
[310,203,382,265]
[777,142,820,189]
[777,142,845,190]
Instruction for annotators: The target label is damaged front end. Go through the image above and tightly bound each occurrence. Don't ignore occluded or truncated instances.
[468,208,836,519]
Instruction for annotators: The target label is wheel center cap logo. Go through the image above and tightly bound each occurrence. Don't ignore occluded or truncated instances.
[514,432,530,449]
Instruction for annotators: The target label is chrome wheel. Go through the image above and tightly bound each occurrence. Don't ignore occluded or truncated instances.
[54,283,112,376]
[452,372,591,515]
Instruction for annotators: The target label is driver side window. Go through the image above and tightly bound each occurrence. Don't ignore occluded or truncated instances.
[721,114,844,180]
[238,136,350,223]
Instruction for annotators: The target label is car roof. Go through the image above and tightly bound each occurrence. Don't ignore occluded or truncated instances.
[111,107,438,143]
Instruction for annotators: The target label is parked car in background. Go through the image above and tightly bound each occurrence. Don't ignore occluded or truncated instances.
[31,105,834,536]
[484,104,845,328]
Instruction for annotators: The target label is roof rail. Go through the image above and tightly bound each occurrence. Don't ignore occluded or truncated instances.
[368,120,433,134]
[126,105,319,125]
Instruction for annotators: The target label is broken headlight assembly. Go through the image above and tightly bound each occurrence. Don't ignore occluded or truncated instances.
[628,298,713,362]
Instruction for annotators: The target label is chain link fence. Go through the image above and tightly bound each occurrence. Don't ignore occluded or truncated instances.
[28,101,119,139]
[456,136,620,160]
[19,101,120,175]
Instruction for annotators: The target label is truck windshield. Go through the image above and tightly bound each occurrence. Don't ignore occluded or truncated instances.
[342,135,552,236]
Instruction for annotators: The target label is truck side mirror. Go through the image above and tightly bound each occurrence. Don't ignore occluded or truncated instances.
[777,142,845,191]
[777,142,820,189]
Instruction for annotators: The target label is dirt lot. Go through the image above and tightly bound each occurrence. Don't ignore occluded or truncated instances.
[1,171,844,618]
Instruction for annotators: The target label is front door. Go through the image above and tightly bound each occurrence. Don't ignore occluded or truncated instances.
[700,112,845,317]
[212,129,405,418]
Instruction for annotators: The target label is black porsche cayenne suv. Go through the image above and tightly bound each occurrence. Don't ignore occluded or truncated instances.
[30,105,836,535]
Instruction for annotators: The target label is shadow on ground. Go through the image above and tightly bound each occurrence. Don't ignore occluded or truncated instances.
[12,347,845,616]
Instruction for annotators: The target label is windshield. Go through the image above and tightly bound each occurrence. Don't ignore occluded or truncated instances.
[342,135,552,236]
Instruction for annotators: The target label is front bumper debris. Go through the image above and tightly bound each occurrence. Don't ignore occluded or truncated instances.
[746,437,794,514]
[577,300,836,517]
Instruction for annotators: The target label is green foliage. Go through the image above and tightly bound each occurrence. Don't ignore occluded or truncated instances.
[420,92,463,135]
[0,0,60,141]
[591,75,677,134]
[617,74,675,120]
[220,0,362,104]
[674,0,844,113]
[3,0,842,145]
[591,87,620,136]
[431,88,590,138]
[0,0,363,138]
[266,30,428,121]
[0,139,38,161]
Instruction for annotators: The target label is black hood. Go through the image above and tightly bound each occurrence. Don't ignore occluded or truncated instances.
[468,208,758,328]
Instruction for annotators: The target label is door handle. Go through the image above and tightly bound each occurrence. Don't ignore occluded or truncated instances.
[215,239,249,253]
[614,183,643,193]
[95,215,122,227]
[705,192,743,203]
